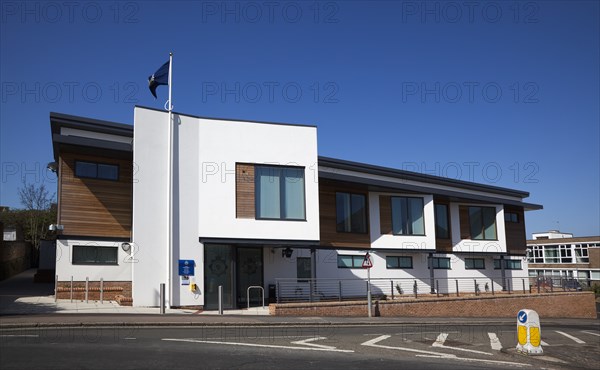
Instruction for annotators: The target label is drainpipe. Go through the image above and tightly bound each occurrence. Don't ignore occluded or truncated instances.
[311,247,317,300]
[429,252,435,294]
[500,255,506,291]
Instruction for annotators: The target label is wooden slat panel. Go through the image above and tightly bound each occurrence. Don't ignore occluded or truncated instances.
[236,163,255,218]
[379,195,392,235]
[504,205,526,255]
[433,198,452,252]
[459,205,471,240]
[319,180,370,248]
[58,152,132,238]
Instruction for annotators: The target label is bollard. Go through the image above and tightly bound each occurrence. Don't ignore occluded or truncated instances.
[491,279,495,295]
[218,285,223,315]
[455,279,459,297]
[54,275,58,303]
[390,280,394,300]
[160,283,165,314]
[85,277,89,303]
[474,279,478,296]
[339,281,343,302]
[516,309,543,355]
[436,280,439,298]
[100,278,104,304]
[70,276,73,303]
[522,279,526,294]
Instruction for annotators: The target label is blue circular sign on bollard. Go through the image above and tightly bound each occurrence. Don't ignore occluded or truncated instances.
[518,310,528,324]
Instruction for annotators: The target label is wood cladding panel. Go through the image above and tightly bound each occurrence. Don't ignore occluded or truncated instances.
[236,163,255,219]
[319,181,370,248]
[504,206,527,255]
[379,195,392,235]
[434,199,452,252]
[58,152,132,238]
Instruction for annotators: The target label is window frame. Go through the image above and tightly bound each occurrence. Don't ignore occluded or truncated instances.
[337,255,364,269]
[493,259,522,270]
[468,206,498,240]
[391,196,425,236]
[74,160,120,181]
[430,257,451,269]
[434,203,450,239]
[254,165,306,221]
[386,256,413,269]
[504,212,519,223]
[464,258,485,270]
[296,257,311,282]
[72,245,119,265]
[335,192,368,234]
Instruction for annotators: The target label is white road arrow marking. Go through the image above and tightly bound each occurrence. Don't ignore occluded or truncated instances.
[291,336,337,350]
[555,331,585,344]
[361,335,530,367]
[487,333,503,351]
[162,338,354,353]
[431,333,493,356]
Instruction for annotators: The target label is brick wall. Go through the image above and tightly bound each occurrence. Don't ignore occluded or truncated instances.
[56,281,131,301]
[270,292,597,319]
[0,241,31,280]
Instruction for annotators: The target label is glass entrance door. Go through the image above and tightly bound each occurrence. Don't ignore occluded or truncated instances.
[236,247,263,308]
[204,244,234,310]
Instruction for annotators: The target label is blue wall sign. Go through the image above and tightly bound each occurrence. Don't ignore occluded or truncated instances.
[178,260,195,276]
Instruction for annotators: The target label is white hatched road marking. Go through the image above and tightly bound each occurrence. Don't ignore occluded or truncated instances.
[431,332,493,356]
[487,333,503,351]
[0,335,39,337]
[361,335,530,367]
[581,330,600,337]
[291,336,338,350]
[555,331,586,344]
[541,340,550,346]
[162,338,354,353]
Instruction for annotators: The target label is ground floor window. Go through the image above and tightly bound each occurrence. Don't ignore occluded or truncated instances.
[494,259,522,270]
[386,256,413,269]
[72,245,118,265]
[430,257,450,269]
[465,258,485,269]
[297,257,311,282]
[337,255,363,268]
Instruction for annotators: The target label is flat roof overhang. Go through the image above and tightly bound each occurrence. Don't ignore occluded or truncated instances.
[319,171,543,211]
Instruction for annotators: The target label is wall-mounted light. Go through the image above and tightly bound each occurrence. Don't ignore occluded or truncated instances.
[121,242,132,254]
[48,224,64,231]
[282,247,294,258]
[47,162,58,173]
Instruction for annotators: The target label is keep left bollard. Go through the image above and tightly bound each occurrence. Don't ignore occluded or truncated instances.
[516,309,543,355]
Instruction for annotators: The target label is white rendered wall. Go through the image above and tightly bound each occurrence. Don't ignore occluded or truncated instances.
[196,118,319,241]
[133,107,319,307]
[369,193,436,251]
[55,239,132,281]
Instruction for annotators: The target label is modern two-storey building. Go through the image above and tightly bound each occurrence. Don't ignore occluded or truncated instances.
[50,107,542,309]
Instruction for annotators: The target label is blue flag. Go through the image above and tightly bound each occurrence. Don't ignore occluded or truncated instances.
[148,60,169,99]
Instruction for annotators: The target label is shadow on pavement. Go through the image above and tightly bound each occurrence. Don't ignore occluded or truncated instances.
[0,269,58,315]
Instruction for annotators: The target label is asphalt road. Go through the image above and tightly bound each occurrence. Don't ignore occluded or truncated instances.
[1,323,599,369]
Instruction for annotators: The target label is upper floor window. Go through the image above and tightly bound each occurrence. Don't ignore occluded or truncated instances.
[336,192,367,233]
[574,244,589,263]
[468,206,497,240]
[255,165,305,220]
[391,196,425,235]
[504,212,519,223]
[75,161,119,181]
[434,203,449,239]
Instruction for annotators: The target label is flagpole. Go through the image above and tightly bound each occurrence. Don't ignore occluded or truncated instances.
[167,52,173,309]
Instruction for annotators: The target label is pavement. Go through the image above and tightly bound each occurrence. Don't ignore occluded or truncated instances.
[1,269,599,329]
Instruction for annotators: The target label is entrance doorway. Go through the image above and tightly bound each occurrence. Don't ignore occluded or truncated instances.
[204,244,263,310]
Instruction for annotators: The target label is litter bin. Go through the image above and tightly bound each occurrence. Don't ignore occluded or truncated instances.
[268,284,276,303]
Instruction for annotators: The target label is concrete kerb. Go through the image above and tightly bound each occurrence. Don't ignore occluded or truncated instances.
[1,317,596,329]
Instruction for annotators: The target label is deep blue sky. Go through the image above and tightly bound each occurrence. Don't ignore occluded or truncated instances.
[1,1,598,237]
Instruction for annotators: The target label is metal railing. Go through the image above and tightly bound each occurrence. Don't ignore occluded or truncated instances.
[274,277,536,303]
